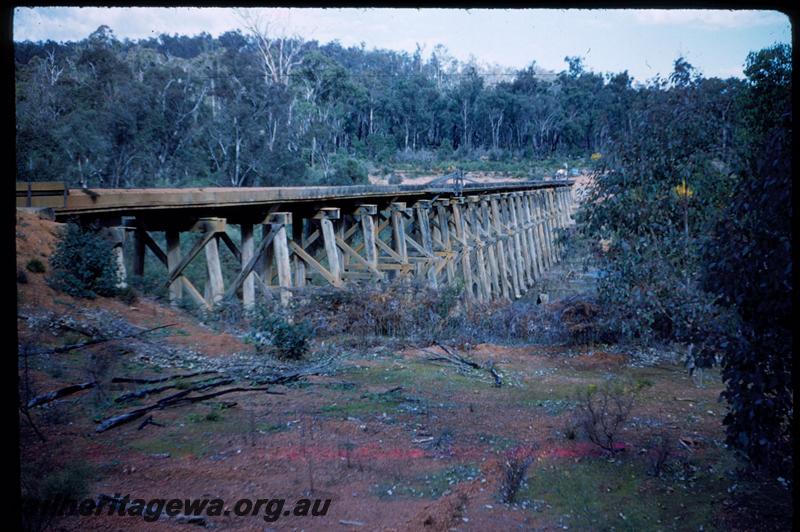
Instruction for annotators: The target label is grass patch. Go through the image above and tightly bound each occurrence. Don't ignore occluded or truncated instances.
[519,455,730,530]
[127,407,252,457]
[337,360,490,394]
[323,381,359,391]
[507,381,588,411]
[186,410,223,423]
[375,464,481,499]
[527,399,577,416]
[256,422,290,434]
[128,430,213,458]
[477,433,518,452]
[318,387,424,419]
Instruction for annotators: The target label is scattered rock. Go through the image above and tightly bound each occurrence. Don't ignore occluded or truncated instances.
[174,514,208,526]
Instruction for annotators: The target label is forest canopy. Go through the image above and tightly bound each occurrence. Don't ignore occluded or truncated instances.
[16,25,748,188]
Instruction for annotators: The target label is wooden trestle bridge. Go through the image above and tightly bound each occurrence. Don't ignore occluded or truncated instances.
[17,180,575,309]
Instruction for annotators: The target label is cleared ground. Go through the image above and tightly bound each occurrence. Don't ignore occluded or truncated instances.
[16,210,788,531]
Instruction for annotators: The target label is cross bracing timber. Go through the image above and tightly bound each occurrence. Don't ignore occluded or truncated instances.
[21,181,574,307]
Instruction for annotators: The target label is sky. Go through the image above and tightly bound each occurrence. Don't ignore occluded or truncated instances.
[13,7,792,82]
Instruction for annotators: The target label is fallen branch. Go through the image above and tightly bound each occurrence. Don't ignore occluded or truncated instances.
[433,341,482,369]
[487,362,503,388]
[96,378,234,433]
[114,383,178,403]
[95,377,289,433]
[137,415,165,430]
[419,347,478,371]
[420,343,503,387]
[30,323,178,356]
[26,381,97,408]
[112,370,218,384]
[96,405,157,433]
[166,386,284,406]
[253,362,332,386]
[98,361,335,433]
[96,386,281,433]
[114,376,228,404]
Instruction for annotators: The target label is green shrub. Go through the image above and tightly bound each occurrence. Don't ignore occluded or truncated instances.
[387,174,403,185]
[26,258,46,273]
[326,155,369,185]
[48,223,120,299]
[247,306,312,360]
[21,461,91,531]
[437,139,454,161]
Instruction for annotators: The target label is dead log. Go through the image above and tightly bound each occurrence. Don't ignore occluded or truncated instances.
[419,347,478,371]
[137,415,165,430]
[166,386,284,406]
[422,343,503,387]
[112,370,217,384]
[150,378,235,405]
[95,378,287,433]
[487,362,503,388]
[433,341,482,369]
[95,405,157,433]
[31,323,178,356]
[253,362,332,386]
[97,362,334,433]
[114,376,229,403]
[26,381,97,408]
[96,378,234,432]
[114,383,177,403]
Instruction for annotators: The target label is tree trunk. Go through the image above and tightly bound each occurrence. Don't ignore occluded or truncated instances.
[369,107,374,135]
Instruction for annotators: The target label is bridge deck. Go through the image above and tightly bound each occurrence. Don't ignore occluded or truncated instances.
[21,180,572,218]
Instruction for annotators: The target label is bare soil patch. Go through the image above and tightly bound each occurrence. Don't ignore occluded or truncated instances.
[17,208,789,531]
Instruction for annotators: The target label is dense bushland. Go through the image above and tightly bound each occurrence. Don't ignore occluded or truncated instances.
[576,44,792,475]
[702,45,792,475]
[16,25,745,188]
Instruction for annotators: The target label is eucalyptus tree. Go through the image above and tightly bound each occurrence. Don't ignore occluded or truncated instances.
[452,64,484,151]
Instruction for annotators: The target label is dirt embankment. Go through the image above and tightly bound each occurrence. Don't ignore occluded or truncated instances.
[16,209,247,358]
